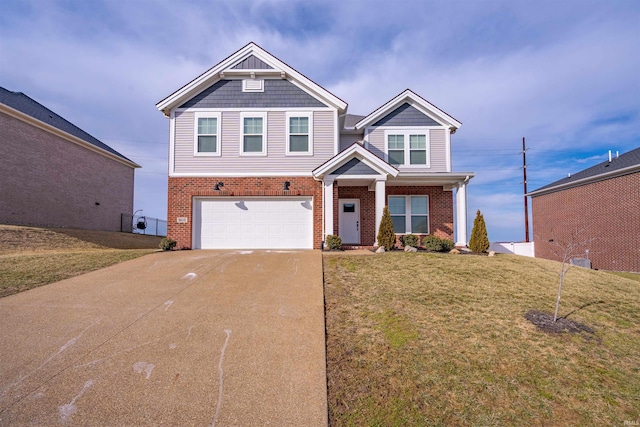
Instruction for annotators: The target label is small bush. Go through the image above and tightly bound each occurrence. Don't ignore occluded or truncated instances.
[377,206,396,250]
[422,235,455,252]
[401,234,419,248]
[325,235,342,250]
[159,237,177,251]
[422,235,443,252]
[440,238,455,252]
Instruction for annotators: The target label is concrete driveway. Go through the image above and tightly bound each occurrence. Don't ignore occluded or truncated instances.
[0,250,327,426]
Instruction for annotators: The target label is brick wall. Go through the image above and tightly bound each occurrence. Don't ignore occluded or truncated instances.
[0,112,135,231]
[531,172,640,272]
[333,185,454,247]
[167,176,323,249]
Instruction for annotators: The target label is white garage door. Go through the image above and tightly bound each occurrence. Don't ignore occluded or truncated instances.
[193,197,313,249]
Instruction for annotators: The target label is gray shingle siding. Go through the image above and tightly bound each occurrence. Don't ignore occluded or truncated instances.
[0,86,133,163]
[332,158,378,175]
[372,103,440,127]
[231,55,273,69]
[179,79,328,109]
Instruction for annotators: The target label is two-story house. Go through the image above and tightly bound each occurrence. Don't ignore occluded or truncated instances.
[156,43,474,250]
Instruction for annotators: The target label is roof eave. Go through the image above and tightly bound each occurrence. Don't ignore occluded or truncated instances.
[527,165,640,197]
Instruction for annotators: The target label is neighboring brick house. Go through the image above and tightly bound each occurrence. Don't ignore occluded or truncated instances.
[157,43,475,250]
[0,87,140,231]
[529,147,640,272]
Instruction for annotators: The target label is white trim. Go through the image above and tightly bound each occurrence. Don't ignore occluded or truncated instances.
[0,103,140,169]
[239,112,267,156]
[384,129,431,168]
[174,107,334,113]
[156,42,347,115]
[445,128,452,172]
[285,112,313,156]
[324,178,335,237]
[169,109,176,175]
[455,181,469,246]
[312,143,398,178]
[374,179,386,245]
[169,172,314,177]
[193,112,221,157]
[355,89,461,130]
[328,174,387,181]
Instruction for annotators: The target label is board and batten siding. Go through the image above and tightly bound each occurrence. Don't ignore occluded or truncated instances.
[173,110,335,175]
[366,127,448,173]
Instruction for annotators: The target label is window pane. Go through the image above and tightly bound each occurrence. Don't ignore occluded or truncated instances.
[388,197,405,215]
[411,196,428,214]
[244,117,263,134]
[198,135,216,152]
[410,150,427,164]
[409,134,426,149]
[198,117,217,135]
[289,135,309,152]
[244,135,262,152]
[387,134,404,149]
[391,216,406,233]
[388,150,404,165]
[411,216,428,233]
[290,117,308,134]
[343,203,355,213]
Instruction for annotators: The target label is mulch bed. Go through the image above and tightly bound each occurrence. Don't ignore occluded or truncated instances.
[524,309,595,335]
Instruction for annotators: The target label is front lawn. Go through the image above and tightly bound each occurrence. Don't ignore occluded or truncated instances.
[323,253,640,426]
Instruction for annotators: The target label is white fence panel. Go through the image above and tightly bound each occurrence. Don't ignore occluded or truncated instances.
[489,242,535,257]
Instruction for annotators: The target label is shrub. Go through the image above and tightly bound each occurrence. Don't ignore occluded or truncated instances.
[469,209,490,253]
[422,235,455,252]
[377,206,396,250]
[401,234,419,248]
[440,238,455,252]
[422,235,443,252]
[159,237,177,251]
[325,234,342,250]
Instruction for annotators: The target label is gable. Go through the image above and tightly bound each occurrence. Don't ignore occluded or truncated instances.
[332,158,378,175]
[231,54,273,70]
[179,79,327,109]
[372,103,441,127]
[157,42,347,115]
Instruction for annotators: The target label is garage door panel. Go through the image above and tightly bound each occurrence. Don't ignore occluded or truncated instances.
[194,197,313,249]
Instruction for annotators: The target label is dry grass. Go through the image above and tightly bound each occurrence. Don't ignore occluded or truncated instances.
[0,225,160,297]
[323,253,640,426]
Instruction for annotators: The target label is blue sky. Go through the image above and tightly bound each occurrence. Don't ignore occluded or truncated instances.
[1,0,638,242]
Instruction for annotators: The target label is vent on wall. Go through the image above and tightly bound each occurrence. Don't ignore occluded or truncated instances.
[243,79,264,92]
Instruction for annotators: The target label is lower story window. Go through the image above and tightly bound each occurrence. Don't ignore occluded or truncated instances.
[388,195,429,234]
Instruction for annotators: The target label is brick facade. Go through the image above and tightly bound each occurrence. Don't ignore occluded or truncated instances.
[531,172,640,272]
[334,185,454,247]
[0,112,135,231]
[167,176,323,249]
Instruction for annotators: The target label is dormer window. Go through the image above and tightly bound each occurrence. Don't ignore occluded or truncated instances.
[242,79,264,92]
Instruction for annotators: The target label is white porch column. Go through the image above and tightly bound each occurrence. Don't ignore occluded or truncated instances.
[455,181,468,246]
[324,178,335,237]
[374,179,386,246]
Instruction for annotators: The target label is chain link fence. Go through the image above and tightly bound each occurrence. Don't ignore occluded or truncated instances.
[120,213,167,237]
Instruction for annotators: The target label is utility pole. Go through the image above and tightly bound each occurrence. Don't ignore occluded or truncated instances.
[522,137,530,242]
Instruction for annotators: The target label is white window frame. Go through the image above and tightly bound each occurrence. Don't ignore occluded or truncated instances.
[384,129,431,167]
[388,195,430,234]
[240,112,267,156]
[285,112,313,156]
[193,112,221,157]
[242,79,264,92]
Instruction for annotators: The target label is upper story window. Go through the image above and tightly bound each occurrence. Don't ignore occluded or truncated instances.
[385,130,430,166]
[194,112,221,156]
[389,195,429,234]
[286,112,313,155]
[241,113,267,156]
